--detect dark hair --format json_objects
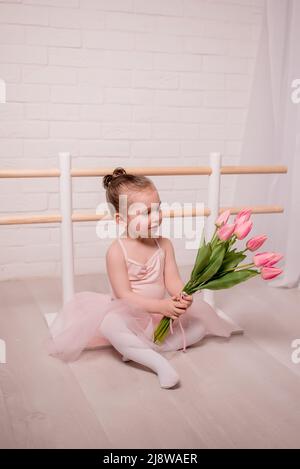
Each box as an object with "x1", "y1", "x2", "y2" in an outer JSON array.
[{"x1": 102, "y1": 167, "x2": 154, "y2": 214}]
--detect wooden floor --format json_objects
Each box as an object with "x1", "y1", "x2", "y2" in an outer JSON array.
[{"x1": 1, "y1": 268, "x2": 300, "y2": 449}]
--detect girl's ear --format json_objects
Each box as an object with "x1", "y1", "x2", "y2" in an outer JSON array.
[
  {"x1": 115, "y1": 213, "x2": 127, "y2": 237},
  {"x1": 115, "y1": 212, "x2": 125, "y2": 225}
]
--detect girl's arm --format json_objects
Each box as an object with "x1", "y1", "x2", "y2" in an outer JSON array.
[
  {"x1": 160, "y1": 237, "x2": 185, "y2": 297},
  {"x1": 106, "y1": 242, "x2": 163, "y2": 314}
]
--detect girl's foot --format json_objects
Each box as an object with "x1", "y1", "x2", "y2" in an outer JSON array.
[{"x1": 158, "y1": 367, "x2": 180, "y2": 389}]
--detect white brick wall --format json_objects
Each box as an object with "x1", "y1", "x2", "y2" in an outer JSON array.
[{"x1": 0, "y1": 0, "x2": 264, "y2": 280}]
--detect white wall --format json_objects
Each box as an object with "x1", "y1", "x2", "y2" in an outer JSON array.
[
  {"x1": 0, "y1": 0, "x2": 264, "y2": 280},
  {"x1": 233, "y1": 0, "x2": 300, "y2": 287}
]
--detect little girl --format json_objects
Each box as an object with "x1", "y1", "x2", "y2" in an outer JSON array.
[{"x1": 46, "y1": 167, "x2": 240, "y2": 389}]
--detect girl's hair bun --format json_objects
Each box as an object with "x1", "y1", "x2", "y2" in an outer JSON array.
[{"x1": 103, "y1": 167, "x2": 127, "y2": 189}]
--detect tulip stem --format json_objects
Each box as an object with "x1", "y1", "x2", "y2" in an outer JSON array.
[
  {"x1": 211, "y1": 226, "x2": 218, "y2": 243},
  {"x1": 236, "y1": 262, "x2": 254, "y2": 269}
]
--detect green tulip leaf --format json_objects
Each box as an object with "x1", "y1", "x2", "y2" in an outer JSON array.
[
  {"x1": 202, "y1": 269, "x2": 259, "y2": 290},
  {"x1": 191, "y1": 243, "x2": 212, "y2": 281},
  {"x1": 219, "y1": 251, "x2": 247, "y2": 273},
  {"x1": 193, "y1": 243, "x2": 226, "y2": 287}
]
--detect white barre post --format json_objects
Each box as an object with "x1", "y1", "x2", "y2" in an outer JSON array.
[
  {"x1": 203, "y1": 152, "x2": 244, "y2": 335},
  {"x1": 59, "y1": 152, "x2": 75, "y2": 305},
  {"x1": 203, "y1": 152, "x2": 221, "y2": 308}
]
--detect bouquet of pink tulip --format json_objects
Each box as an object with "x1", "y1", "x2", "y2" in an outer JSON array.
[{"x1": 153, "y1": 208, "x2": 283, "y2": 345}]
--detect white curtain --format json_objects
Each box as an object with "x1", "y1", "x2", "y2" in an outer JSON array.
[{"x1": 234, "y1": 0, "x2": 300, "y2": 288}]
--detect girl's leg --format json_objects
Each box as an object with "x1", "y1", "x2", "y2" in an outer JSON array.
[
  {"x1": 159, "y1": 315, "x2": 207, "y2": 352},
  {"x1": 99, "y1": 312, "x2": 180, "y2": 389}
]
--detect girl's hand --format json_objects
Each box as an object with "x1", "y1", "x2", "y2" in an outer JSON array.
[
  {"x1": 160, "y1": 297, "x2": 188, "y2": 321},
  {"x1": 175, "y1": 292, "x2": 193, "y2": 309}
]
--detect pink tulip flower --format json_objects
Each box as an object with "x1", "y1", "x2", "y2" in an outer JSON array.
[
  {"x1": 234, "y1": 208, "x2": 252, "y2": 224},
  {"x1": 234, "y1": 220, "x2": 253, "y2": 240},
  {"x1": 253, "y1": 252, "x2": 276, "y2": 267},
  {"x1": 246, "y1": 235, "x2": 267, "y2": 251},
  {"x1": 261, "y1": 267, "x2": 283, "y2": 280},
  {"x1": 217, "y1": 223, "x2": 236, "y2": 241},
  {"x1": 264, "y1": 253, "x2": 283, "y2": 267},
  {"x1": 215, "y1": 209, "x2": 231, "y2": 227}
]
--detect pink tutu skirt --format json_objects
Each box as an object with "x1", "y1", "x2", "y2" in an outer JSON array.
[{"x1": 45, "y1": 291, "x2": 241, "y2": 363}]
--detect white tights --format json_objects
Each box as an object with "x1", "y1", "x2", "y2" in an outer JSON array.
[{"x1": 99, "y1": 312, "x2": 206, "y2": 389}]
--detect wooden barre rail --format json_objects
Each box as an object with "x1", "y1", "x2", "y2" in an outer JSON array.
[
  {"x1": 0, "y1": 151, "x2": 288, "y2": 305},
  {"x1": 0, "y1": 165, "x2": 288, "y2": 178},
  {"x1": 0, "y1": 205, "x2": 284, "y2": 226}
]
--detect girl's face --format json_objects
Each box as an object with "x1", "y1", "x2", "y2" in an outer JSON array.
[{"x1": 118, "y1": 187, "x2": 162, "y2": 238}]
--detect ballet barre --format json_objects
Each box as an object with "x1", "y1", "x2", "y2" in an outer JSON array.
[{"x1": 0, "y1": 153, "x2": 287, "y2": 328}]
